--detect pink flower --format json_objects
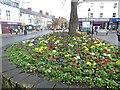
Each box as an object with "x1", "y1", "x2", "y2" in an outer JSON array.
[{"x1": 104, "y1": 59, "x2": 111, "y2": 63}]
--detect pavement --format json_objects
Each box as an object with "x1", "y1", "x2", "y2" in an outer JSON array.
[{"x1": 94, "y1": 29, "x2": 120, "y2": 47}]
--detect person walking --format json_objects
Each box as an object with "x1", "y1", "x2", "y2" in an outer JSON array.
[{"x1": 10, "y1": 28, "x2": 13, "y2": 34}]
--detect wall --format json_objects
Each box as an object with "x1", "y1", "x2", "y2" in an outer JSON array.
[
  {"x1": 78, "y1": 0, "x2": 119, "y2": 18},
  {"x1": 0, "y1": 3, "x2": 20, "y2": 21}
]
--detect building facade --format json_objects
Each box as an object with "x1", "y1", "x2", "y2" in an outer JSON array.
[
  {"x1": 0, "y1": 0, "x2": 21, "y2": 34},
  {"x1": 78, "y1": 0, "x2": 120, "y2": 31}
]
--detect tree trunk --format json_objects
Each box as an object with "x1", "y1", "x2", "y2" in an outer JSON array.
[{"x1": 68, "y1": 0, "x2": 78, "y2": 36}]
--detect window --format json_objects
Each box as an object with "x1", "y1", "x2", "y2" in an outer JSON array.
[
  {"x1": 90, "y1": 3, "x2": 94, "y2": 8},
  {"x1": 100, "y1": 3, "x2": 104, "y2": 9},
  {"x1": 113, "y1": 3, "x2": 117, "y2": 8},
  {"x1": 0, "y1": 9, "x2": 1, "y2": 19},
  {"x1": 6, "y1": 10, "x2": 10, "y2": 20},
  {"x1": 112, "y1": 13, "x2": 116, "y2": 17},
  {"x1": 90, "y1": 13, "x2": 93, "y2": 18},
  {"x1": 99, "y1": 13, "x2": 103, "y2": 18}
]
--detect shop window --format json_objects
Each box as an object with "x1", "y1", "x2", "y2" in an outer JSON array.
[{"x1": 112, "y1": 13, "x2": 116, "y2": 17}]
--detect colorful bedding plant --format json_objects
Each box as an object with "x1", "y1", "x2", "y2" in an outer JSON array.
[{"x1": 4, "y1": 32, "x2": 120, "y2": 89}]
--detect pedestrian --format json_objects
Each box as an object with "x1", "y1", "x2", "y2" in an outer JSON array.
[
  {"x1": 15, "y1": 29, "x2": 18, "y2": 35},
  {"x1": 95, "y1": 26, "x2": 98, "y2": 35},
  {"x1": 10, "y1": 28, "x2": 13, "y2": 34}
]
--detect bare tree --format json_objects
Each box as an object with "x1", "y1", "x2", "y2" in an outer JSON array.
[
  {"x1": 68, "y1": 0, "x2": 79, "y2": 36},
  {"x1": 60, "y1": 0, "x2": 84, "y2": 36}
]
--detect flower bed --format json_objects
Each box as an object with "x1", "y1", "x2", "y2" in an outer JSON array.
[{"x1": 4, "y1": 32, "x2": 120, "y2": 89}]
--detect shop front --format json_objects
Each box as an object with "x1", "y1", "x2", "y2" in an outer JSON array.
[{"x1": 0, "y1": 21, "x2": 22, "y2": 34}]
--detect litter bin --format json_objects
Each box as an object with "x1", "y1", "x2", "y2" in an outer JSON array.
[
  {"x1": 117, "y1": 30, "x2": 120, "y2": 41},
  {"x1": 24, "y1": 30, "x2": 27, "y2": 35}
]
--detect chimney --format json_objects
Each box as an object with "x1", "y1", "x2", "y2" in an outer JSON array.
[
  {"x1": 46, "y1": 12, "x2": 49, "y2": 15},
  {"x1": 39, "y1": 10, "x2": 43, "y2": 14}
]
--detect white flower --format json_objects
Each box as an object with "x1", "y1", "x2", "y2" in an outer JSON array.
[
  {"x1": 29, "y1": 43, "x2": 34, "y2": 46},
  {"x1": 68, "y1": 44, "x2": 74, "y2": 47},
  {"x1": 22, "y1": 41, "x2": 26, "y2": 43},
  {"x1": 103, "y1": 43, "x2": 105, "y2": 45},
  {"x1": 107, "y1": 49, "x2": 111, "y2": 51},
  {"x1": 90, "y1": 53, "x2": 95, "y2": 55},
  {"x1": 103, "y1": 53, "x2": 107, "y2": 56},
  {"x1": 53, "y1": 50, "x2": 57, "y2": 53},
  {"x1": 82, "y1": 43, "x2": 86, "y2": 45},
  {"x1": 76, "y1": 56, "x2": 80, "y2": 59}
]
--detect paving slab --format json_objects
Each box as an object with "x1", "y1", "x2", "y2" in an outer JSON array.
[
  {"x1": 2, "y1": 63, "x2": 16, "y2": 73},
  {"x1": 10, "y1": 72, "x2": 30, "y2": 85},
  {"x1": 54, "y1": 83, "x2": 68, "y2": 88},
  {"x1": 18, "y1": 75, "x2": 40, "y2": 88},
  {"x1": 2, "y1": 68, "x2": 22, "y2": 80},
  {"x1": 34, "y1": 79, "x2": 55, "y2": 89}
]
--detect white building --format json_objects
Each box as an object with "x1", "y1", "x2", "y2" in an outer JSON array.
[
  {"x1": 78, "y1": 0, "x2": 120, "y2": 31},
  {"x1": 0, "y1": 0, "x2": 21, "y2": 34}
]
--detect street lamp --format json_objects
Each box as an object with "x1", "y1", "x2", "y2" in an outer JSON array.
[{"x1": 88, "y1": 8, "x2": 90, "y2": 21}]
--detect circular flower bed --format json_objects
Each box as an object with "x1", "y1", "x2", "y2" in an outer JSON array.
[{"x1": 5, "y1": 32, "x2": 120, "y2": 89}]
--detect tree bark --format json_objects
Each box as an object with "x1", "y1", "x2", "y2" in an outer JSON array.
[{"x1": 68, "y1": 0, "x2": 78, "y2": 36}]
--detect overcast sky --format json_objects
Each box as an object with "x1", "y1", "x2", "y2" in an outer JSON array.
[{"x1": 18, "y1": 0, "x2": 71, "y2": 20}]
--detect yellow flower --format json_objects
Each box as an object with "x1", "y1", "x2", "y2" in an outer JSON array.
[
  {"x1": 116, "y1": 60, "x2": 120, "y2": 66},
  {"x1": 99, "y1": 42, "x2": 102, "y2": 46},
  {"x1": 65, "y1": 54, "x2": 71, "y2": 58},
  {"x1": 93, "y1": 62, "x2": 97, "y2": 66},
  {"x1": 85, "y1": 48, "x2": 89, "y2": 51},
  {"x1": 96, "y1": 44, "x2": 100, "y2": 47},
  {"x1": 110, "y1": 46, "x2": 113, "y2": 48},
  {"x1": 35, "y1": 48, "x2": 39, "y2": 51},
  {"x1": 100, "y1": 48, "x2": 103, "y2": 51},
  {"x1": 83, "y1": 46, "x2": 87, "y2": 48},
  {"x1": 74, "y1": 42, "x2": 78, "y2": 44},
  {"x1": 90, "y1": 46, "x2": 95, "y2": 49},
  {"x1": 87, "y1": 61, "x2": 91, "y2": 66},
  {"x1": 55, "y1": 47, "x2": 58, "y2": 49},
  {"x1": 78, "y1": 31, "x2": 82, "y2": 34},
  {"x1": 104, "y1": 47, "x2": 108, "y2": 49},
  {"x1": 38, "y1": 37, "x2": 43, "y2": 40}
]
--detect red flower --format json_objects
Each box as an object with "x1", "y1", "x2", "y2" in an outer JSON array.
[
  {"x1": 106, "y1": 51, "x2": 111, "y2": 54},
  {"x1": 112, "y1": 67, "x2": 116, "y2": 70},
  {"x1": 72, "y1": 59, "x2": 76, "y2": 63},
  {"x1": 85, "y1": 52, "x2": 89, "y2": 56},
  {"x1": 115, "y1": 52, "x2": 120, "y2": 54},
  {"x1": 49, "y1": 56, "x2": 53, "y2": 59},
  {"x1": 38, "y1": 52, "x2": 42, "y2": 55},
  {"x1": 49, "y1": 42, "x2": 54, "y2": 48},
  {"x1": 94, "y1": 58, "x2": 100, "y2": 63},
  {"x1": 95, "y1": 74, "x2": 100, "y2": 77},
  {"x1": 22, "y1": 45, "x2": 24, "y2": 48},
  {"x1": 53, "y1": 58, "x2": 57, "y2": 62},
  {"x1": 109, "y1": 71, "x2": 114, "y2": 75},
  {"x1": 104, "y1": 59, "x2": 111, "y2": 63},
  {"x1": 36, "y1": 54, "x2": 39, "y2": 57},
  {"x1": 76, "y1": 49, "x2": 81, "y2": 53}
]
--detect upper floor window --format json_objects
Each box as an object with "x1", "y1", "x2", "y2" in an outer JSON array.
[
  {"x1": 112, "y1": 13, "x2": 116, "y2": 17},
  {"x1": 6, "y1": 10, "x2": 10, "y2": 20},
  {"x1": 100, "y1": 3, "x2": 104, "y2": 9},
  {"x1": 90, "y1": 3, "x2": 94, "y2": 8},
  {"x1": 99, "y1": 13, "x2": 103, "y2": 18},
  {"x1": 90, "y1": 13, "x2": 93, "y2": 18},
  {"x1": 113, "y1": 3, "x2": 117, "y2": 8},
  {"x1": 0, "y1": 9, "x2": 1, "y2": 19}
]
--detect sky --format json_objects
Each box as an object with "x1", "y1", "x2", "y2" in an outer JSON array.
[{"x1": 18, "y1": 0, "x2": 71, "y2": 20}]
